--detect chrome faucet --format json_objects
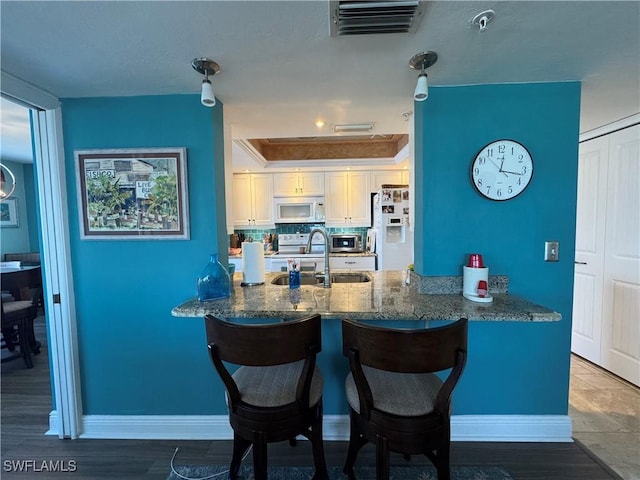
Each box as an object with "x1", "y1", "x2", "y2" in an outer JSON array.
[{"x1": 307, "y1": 228, "x2": 331, "y2": 288}]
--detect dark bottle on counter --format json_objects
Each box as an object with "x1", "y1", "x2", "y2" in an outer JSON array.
[{"x1": 196, "y1": 253, "x2": 231, "y2": 301}]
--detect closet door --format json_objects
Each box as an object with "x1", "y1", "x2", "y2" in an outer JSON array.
[
  {"x1": 571, "y1": 136, "x2": 608, "y2": 364},
  {"x1": 601, "y1": 125, "x2": 639, "y2": 385}
]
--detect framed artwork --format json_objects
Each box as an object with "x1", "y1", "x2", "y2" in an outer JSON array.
[
  {"x1": 74, "y1": 148, "x2": 189, "y2": 240},
  {"x1": 0, "y1": 198, "x2": 19, "y2": 228}
]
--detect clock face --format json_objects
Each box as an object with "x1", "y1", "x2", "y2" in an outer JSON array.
[{"x1": 471, "y1": 139, "x2": 533, "y2": 201}]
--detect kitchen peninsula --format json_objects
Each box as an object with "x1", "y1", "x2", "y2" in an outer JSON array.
[
  {"x1": 172, "y1": 270, "x2": 566, "y2": 439},
  {"x1": 172, "y1": 271, "x2": 561, "y2": 322}
]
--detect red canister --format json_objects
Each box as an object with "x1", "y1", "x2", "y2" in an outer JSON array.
[
  {"x1": 477, "y1": 280, "x2": 488, "y2": 297},
  {"x1": 468, "y1": 253, "x2": 484, "y2": 268}
]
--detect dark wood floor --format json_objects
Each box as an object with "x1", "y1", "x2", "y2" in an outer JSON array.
[{"x1": 1, "y1": 317, "x2": 623, "y2": 480}]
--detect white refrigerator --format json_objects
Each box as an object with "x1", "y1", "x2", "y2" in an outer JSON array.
[{"x1": 372, "y1": 187, "x2": 413, "y2": 270}]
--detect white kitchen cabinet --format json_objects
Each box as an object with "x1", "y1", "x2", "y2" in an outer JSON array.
[
  {"x1": 324, "y1": 171, "x2": 371, "y2": 227},
  {"x1": 273, "y1": 171, "x2": 324, "y2": 196},
  {"x1": 330, "y1": 256, "x2": 376, "y2": 271},
  {"x1": 370, "y1": 170, "x2": 409, "y2": 192},
  {"x1": 232, "y1": 173, "x2": 274, "y2": 228}
]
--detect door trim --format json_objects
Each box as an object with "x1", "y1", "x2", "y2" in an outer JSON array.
[{"x1": 1, "y1": 70, "x2": 82, "y2": 438}]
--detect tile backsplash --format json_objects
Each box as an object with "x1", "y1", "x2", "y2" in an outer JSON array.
[{"x1": 233, "y1": 224, "x2": 370, "y2": 250}]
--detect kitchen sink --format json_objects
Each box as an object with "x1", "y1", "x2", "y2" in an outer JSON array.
[
  {"x1": 271, "y1": 274, "x2": 324, "y2": 286},
  {"x1": 330, "y1": 272, "x2": 371, "y2": 283},
  {"x1": 271, "y1": 272, "x2": 371, "y2": 286}
]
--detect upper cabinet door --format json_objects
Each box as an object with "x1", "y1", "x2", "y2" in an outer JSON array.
[
  {"x1": 273, "y1": 172, "x2": 324, "y2": 196},
  {"x1": 346, "y1": 171, "x2": 371, "y2": 226},
  {"x1": 232, "y1": 173, "x2": 274, "y2": 228},
  {"x1": 273, "y1": 172, "x2": 301, "y2": 196},
  {"x1": 251, "y1": 174, "x2": 275, "y2": 226},
  {"x1": 232, "y1": 174, "x2": 254, "y2": 227},
  {"x1": 298, "y1": 172, "x2": 324, "y2": 196},
  {"x1": 324, "y1": 171, "x2": 370, "y2": 227},
  {"x1": 324, "y1": 172, "x2": 349, "y2": 225}
]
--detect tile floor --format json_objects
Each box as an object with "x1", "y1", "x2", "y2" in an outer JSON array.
[{"x1": 570, "y1": 354, "x2": 640, "y2": 480}]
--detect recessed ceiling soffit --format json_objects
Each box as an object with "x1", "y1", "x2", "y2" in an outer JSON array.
[{"x1": 247, "y1": 134, "x2": 409, "y2": 161}]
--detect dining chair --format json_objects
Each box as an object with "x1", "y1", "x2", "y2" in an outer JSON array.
[
  {"x1": 341, "y1": 317, "x2": 468, "y2": 480},
  {"x1": 205, "y1": 314, "x2": 328, "y2": 480},
  {"x1": 0, "y1": 288, "x2": 42, "y2": 368}
]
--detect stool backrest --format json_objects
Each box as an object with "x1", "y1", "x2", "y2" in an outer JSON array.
[
  {"x1": 205, "y1": 314, "x2": 322, "y2": 366},
  {"x1": 342, "y1": 318, "x2": 468, "y2": 374}
]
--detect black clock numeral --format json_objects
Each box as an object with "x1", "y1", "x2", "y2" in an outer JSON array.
[
  {"x1": 477, "y1": 178, "x2": 483, "y2": 187},
  {"x1": 486, "y1": 186, "x2": 491, "y2": 195},
  {"x1": 497, "y1": 188, "x2": 502, "y2": 197},
  {"x1": 487, "y1": 148, "x2": 494, "y2": 157},
  {"x1": 508, "y1": 186, "x2": 513, "y2": 194},
  {"x1": 517, "y1": 178, "x2": 522, "y2": 185},
  {"x1": 522, "y1": 166, "x2": 528, "y2": 174},
  {"x1": 498, "y1": 145, "x2": 506, "y2": 154},
  {"x1": 478, "y1": 156, "x2": 486, "y2": 165}
]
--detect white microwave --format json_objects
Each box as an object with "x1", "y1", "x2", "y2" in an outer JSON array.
[{"x1": 274, "y1": 197, "x2": 325, "y2": 224}]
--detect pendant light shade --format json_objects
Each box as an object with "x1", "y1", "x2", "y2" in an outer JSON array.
[
  {"x1": 192, "y1": 57, "x2": 220, "y2": 108},
  {"x1": 201, "y1": 79, "x2": 215, "y2": 107},
  {"x1": 0, "y1": 163, "x2": 16, "y2": 200},
  {"x1": 409, "y1": 51, "x2": 438, "y2": 103},
  {"x1": 414, "y1": 74, "x2": 428, "y2": 101}
]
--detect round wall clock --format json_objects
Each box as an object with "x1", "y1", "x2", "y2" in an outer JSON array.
[{"x1": 470, "y1": 139, "x2": 533, "y2": 201}]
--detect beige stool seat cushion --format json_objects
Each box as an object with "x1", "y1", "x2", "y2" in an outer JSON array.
[
  {"x1": 345, "y1": 365, "x2": 443, "y2": 416},
  {"x1": 232, "y1": 360, "x2": 323, "y2": 408}
]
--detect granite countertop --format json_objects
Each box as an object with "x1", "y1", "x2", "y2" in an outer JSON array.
[
  {"x1": 229, "y1": 252, "x2": 376, "y2": 258},
  {"x1": 172, "y1": 271, "x2": 561, "y2": 322}
]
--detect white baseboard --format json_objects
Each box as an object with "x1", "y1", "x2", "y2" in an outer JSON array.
[{"x1": 46, "y1": 411, "x2": 573, "y2": 442}]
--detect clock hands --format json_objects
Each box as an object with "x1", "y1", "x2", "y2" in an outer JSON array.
[
  {"x1": 488, "y1": 158, "x2": 502, "y2": 171},
  {"x1": 500, "y1": 169, "x2": 524, "y2": 176},
  {"x1": 496, "y1": 156, "x2": 509, "y2": 177}
]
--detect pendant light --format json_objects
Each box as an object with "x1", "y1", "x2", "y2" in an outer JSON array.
[
  {"x1": 409, "y1": 51, "x2": 438, "y2": 102},
  {"x1": 192, "y1": 58, "x2": 221, "y2": 107},
  {"x1": 0, "y1": 162, "x2": 16, "y2": 200}
]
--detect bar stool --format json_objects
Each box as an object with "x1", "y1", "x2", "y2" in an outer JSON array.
[
  {"x1": 341, "y1": 318, "x2": 468, "y2": 480},
  {"x1": 205, "y1": 314, "x2": 328, "y2": 480}
]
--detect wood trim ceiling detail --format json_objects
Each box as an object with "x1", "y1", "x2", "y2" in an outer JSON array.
[{"x1": 248, "y1": 135, "x2": 409, "y2": 161}]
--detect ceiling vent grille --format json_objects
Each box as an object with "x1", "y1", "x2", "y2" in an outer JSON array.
[{"x1": 330, "y1": 1, "x2": 426, "y2": 36}]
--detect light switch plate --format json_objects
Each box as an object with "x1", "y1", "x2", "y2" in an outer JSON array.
[{"x1": 545, "y1": 241, "x2": 559, "y2": 262}]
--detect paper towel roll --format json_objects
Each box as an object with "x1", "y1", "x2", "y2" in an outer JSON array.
[
  {"x1": 242, "y1": 242, "x2": 265, "y2": 285},
  {"x1": 463, "y1": 266, "x2": 488, "y2": 296}
]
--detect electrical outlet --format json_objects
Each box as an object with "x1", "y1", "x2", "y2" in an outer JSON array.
[{"x1": 545, "y1": 241, "x2": 559, "y2": 262}]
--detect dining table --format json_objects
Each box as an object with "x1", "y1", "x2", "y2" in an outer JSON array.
[{"x1": 1, "y1": 264, "x2": 43, "y2": 355}]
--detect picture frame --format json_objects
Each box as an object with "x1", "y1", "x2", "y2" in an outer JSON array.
[
  {"x1": 74, "y1": 148, "x2": 189, "y2": 240},
  {"x1": 0, "y1": 198, "x2": 19, "y2": 228}
]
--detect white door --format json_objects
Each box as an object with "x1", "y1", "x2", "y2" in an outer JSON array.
[
  {"x1": 571, "y1": 136, "x2": 608, "y2": 363},
  {"x1": 601, "y1": 125, "x2": 640, "y2": 385}
]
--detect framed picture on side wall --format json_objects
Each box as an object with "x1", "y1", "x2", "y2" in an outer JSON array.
[
  {"x1": 74, "y1": 148, "x2": 190, "y2": 240},
  {"x1": 0, "y1": 198, "x2": 19, "y2": 228}
]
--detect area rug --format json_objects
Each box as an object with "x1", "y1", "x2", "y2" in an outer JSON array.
[{"x1": 167, "y1": 464, "x2": 513, "y2": 480}]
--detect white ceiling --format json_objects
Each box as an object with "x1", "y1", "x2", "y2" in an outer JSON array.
[{"x1": 1, "y1": 1, "x2": 639, "y2": 166}]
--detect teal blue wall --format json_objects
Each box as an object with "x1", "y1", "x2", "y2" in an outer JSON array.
[
  {"x1": 58, "y1": 83, "x2": 580, "y2": 417},
  {"x1": 414, "y1": 82, "x2": 581, "y2": 414},
  {"x1": 61, "y1": 95, "x2": 227, "y2": 414}
]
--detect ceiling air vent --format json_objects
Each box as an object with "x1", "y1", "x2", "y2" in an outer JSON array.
[{"x1": 330, "y1": 0, "x2": 426, "y2": 36}]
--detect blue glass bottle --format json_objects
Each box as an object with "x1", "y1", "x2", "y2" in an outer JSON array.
[
  {"x1": 196, "y1": 253, "x2": 231, "y2": 301},
  {"x1": 289, "y1": 270, "x2": 300, "y2": 289}
]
